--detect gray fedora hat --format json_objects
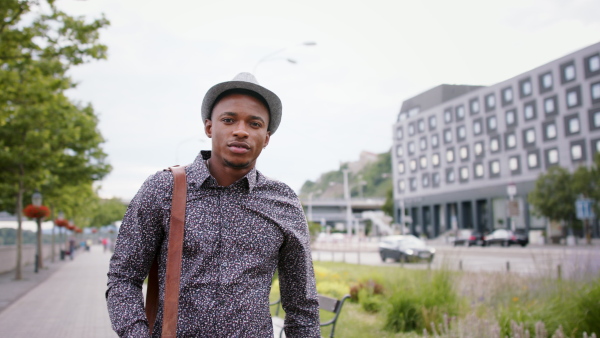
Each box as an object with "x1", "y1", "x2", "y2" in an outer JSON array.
[{"x1": 201, "y1": 72, "x2": 282, "y2": 134}]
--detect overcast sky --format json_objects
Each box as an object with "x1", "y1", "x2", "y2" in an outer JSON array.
[{"x1": 50, "y1": 0, "x2": 600, "y2": 201}]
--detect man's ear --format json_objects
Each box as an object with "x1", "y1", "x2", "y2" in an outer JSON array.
[
  {"x1": 264, "y1": 131, "x2": 270, "y2": 148},
  {"x1": 204, "y1": 119, "x2": 212, "y2": 138}
]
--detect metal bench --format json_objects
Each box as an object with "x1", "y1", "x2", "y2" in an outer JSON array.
[{"x1": 271, "y1": 294, "x2": 350, "y2": 338}]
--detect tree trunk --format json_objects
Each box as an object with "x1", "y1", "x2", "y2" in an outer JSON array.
[
  {"x1": 37, "y1": 217, "x2": 43, "y2": 270},
  {"x1": 15, "y1": 183, "x2": 24, "y2": 280}
]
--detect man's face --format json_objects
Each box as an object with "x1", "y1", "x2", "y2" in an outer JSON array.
[{"x1": 204, "y1": 93, "x2": 270, "y2": 170}]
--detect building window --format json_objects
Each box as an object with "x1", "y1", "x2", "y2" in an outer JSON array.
[
  {"x1": 585, "y1": 53, "x2": 600, "y2": 78},
  {"x1": 564, "y1": 114, "x2": 580, "y2": 136},
  {"x1": 408, "y1": 123, "x2": 415, "y2": 136},
  {"x1": 432, "y1": 153, "x2": 440, "y2": 167},
  {"x1": 398, "y1": 179, "x2": 405, "y2": 192},
  {"x1": 523, "y1": 101, "x2": 537, "y2": 121},
  {"x1": 418, "y1": 119, "x2": 425, "y2": 132},
  {"x1": 431, "y1": 153, "x2": 440, "y2": 168},
  {"x1": 408, "y1": 141, "x2": 415, "y2": 155},
  {"x1": 409, "y1": 177, "x2": 417, "y2": 191},
  {"x1": 527, "y1": 150, "x2": 540, "y2": 169},
  {"x1": 470, "y1": 98, "x2": 480, "y2": 115},
  {"x1": 410, "y1": 159, "x2": 417, "y2": 172},
  {"x1": 539, "y1": 71, "x2": 553, "y2": 94},
  {"x1": 444, "y1": 108, "x2": 453, "y2": 124},
  {"x1": 457, "y1": 125, "x2": 466, "y2": 142},
  {"x1": 509, "y1": 156, "x2": 520, "y2": 175},
  {"x1": 588, "y1": 108, "x2": 600, "y2": 131},
  {"x1": 487, "y1": 115, "x2": 497, "y2": 132},
  {"x1": 502, "y1": 86, "x2": 513, "y2": 106},
  {"x1": 431, "y1": 134, "x2": 439, "y2": 148},
  {"x1": 561, "y1": 61, "x2": 576, "y2": 84},
  {"x1": 566, "y1": 86, "x2": 581, "y2": 109},
  {"x1": 505, "y1": 109, "x2": 518, "y2": 128},
  {"x1": 446, "y1": 148, "x2": 455, "y2": 163},
  {"x1": 408, "y1": 107, "x2": 419, "y2": 117},
  {"x1": 459, "y1": 145, "x2": 469, "y2": 161},
  {"x1": 489, "y1": 160, "x2": 501, "y2": 178},
  {"x1": 456, "y1": 105, "x2": 465, "y2": 121},
  {"x1": 591, "y1": 81, "x2": 600, "y2": 105},
  {"x1": 570, "y1": 139, "x2": 587, "y2": 163},
  {"x1": 432, "y1": 172, "x2": 440, "y2": 188},
  {"x1": 446, "y1": 168, "x2": 455, "y2": 183},
  {"x1": 397, "y1": 162, "x2": 405, "y2": 174},
  {"x1": 396, "y1": 145, "x2": 404, "y2": 158},
  {"x1": 459, "y1": 166, "x2": 469, "y2": 182},
  {"x1": 545, "y1": 148, "x2": 559, "y2": 167},
  {"x1": 474, "y1": 162, "x2": 484, "y2": 179},
  {"x1": 398, "y1": 112, "x2": 408, "y2": 122},
  {"x1": 473, "y1": 118, "x2": 483, "y2": 135},
  {"x1": 420, "y1": 136, "x2": 428, "y2": 151},
  {"x1": 396, "y1": 127, "x2": 403, "y2": 140},
  {"x1": 485, "y1": 93, "x2": 496, "y2": 112},
  {"x1": 544, "y1": 95, "x2": 558, "y2": 117},
  {"x1": 523, "y1": 128, "x2": 536, "y2": 147},
  {"x1": 505, "y1": 132, "x2": 517, "y2": 150},
  {"x1": 592, "y1": 138, "x2": 600, "y2": 157},
  {"x1": 422, "y1": 173, "x2": 430, "y2": 188},
  {"x1": 444, "y1": 128, "x2": 452, "y2": 144},
  {"x1": 474, "y1": 141, "x2": 484, "y2": 158},
  {"x1": 429, "y1": 115, "x2": 437, "y2": 130},
  {"x1": 419, "y1": 155, "x2": 428, "y2": 169},
  {"x1": 520, "y1": 78, "x2": 532, "y2": 98},
  {"x1": 490, "y1": 135, "x2": 501, "y2": 153},
  {"x1": 543, "y1": 120, "x2": 557, "y2": 141}
]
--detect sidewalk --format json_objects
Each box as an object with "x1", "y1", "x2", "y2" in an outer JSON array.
[{"x1": 0, "y1": 245, "x2": 116, "y2": 337}]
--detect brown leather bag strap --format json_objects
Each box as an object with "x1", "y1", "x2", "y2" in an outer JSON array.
[{"x1": 145, "y1": 165, "x2": 187, "y2": 336}]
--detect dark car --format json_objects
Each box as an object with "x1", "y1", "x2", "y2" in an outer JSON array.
[
  {"x1": 483, "y1": 229, "x2": 529, "y2": 247},
  {"x1": 379, "y1": 235, "x2": 436, "y2": 263},
  {"x1": 452, "y1": 229, "x2": 485, "y2": 247}
]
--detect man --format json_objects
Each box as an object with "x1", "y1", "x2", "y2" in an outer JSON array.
[{"x1": 106, "y1": 73, "x2": 320, "y2": 337}]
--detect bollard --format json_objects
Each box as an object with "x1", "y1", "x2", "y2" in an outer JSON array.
[
  {"x1": 34, "y1": 254, "x2": 39, "y2": 273},
  {"x1": 557, "y1": 264, "x2": 562, "y2": 280},
  {"x1": 506, "y1": 261, "x2": 510, "y2": 273},
  {"x1": 459, "y1": 260, "x2": 463, "y2": 271}
]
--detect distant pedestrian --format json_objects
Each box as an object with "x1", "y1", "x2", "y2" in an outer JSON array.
[
  {"x1": 106, "y1": 73, "x2": 320, "y2": 337},
  {"x1": 102, "y1": 237, "x2": 108, "y2": 252}
]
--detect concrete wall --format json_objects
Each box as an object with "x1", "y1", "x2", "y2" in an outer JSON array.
[{"x1": 0, "y1": 244, "x2": 55, "y2": 274}]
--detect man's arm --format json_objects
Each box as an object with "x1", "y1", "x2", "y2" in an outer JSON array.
[
  {"x1": 277, "y1": 189, "x2": 321, "y2": 338},
  {"x1": 106, "y1": 172, "x2": 171, "y2": 337}
]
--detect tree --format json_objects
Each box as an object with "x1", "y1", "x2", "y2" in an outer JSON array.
[
  {"x1": 0, "y1": 1, "x2": 110, "y2": 279},
  {"x1": 528, "y1": 166, "x2": 576, "y2": 239},
  {"x1": 382, "y1": 186, "x2": 394, "y2": 218}
]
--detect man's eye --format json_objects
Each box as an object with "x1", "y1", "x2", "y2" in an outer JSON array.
[
  {"x1": 222, "y1": 118, "x2": 234, "y2": 123},
  {"x1": 250, "y1": 122, "x2": 262, "y2": 128}
]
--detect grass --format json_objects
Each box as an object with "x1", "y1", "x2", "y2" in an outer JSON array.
[{"x1": 270, "y1": 261, "x2": 600, "y2": 337}]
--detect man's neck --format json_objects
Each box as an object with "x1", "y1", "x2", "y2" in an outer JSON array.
[{"x1": 207, "y1": 158, "x2": 253, "y2": 187}]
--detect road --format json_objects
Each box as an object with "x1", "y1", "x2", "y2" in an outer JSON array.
[{"x1": 312, "y1": 241, "x2": 600, "y2": 279}]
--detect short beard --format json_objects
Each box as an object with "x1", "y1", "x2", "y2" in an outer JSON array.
[{"x1": 224, "y1": 159, "x2": 252, "y2": 169}]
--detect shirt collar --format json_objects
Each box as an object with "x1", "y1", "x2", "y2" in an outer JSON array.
[{"x1": 186, "y1": 150, "x2": 259, "y2": 192}]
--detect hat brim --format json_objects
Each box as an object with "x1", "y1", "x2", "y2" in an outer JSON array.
[{"x1": 201, "y1": 80, "x2": 282, "y2": 135}]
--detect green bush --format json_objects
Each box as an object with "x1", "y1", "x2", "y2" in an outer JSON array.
[
  {"x1": 384, "y1": 270, "x2": 461, "y2": 334},
  {"x1": 358, "y1": 289, "x2": 384, "y2": 313}
]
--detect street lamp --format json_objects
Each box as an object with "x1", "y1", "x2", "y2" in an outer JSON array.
[
  {"x1": 253, "y1": 41, "x2": 316, "y2": 74},
  {"x1": 32, "y1": 191, "x2": 43, "y2": 272}
]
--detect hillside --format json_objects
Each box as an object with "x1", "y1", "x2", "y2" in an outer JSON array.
[{"x1": 299, "y1": 150, "x2": 392, "y2": 200}]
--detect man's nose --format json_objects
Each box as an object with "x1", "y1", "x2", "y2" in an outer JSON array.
[{"x1": 233, "y1": 122, "x2": 249, "y2": 138}]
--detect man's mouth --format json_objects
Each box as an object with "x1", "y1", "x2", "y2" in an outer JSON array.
[{"x1": 228, "y1": 142, "x2": 250, "y2": 154}]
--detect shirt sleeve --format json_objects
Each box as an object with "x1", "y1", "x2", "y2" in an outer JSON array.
[
  {"x1": 106, "y1": 172, "x2": 171, "y2": 337},
  {"x1": 276, "y1": 188, "x2": 321, "y2": 338}
]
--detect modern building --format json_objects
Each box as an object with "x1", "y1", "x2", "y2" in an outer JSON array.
[{"x1": 392, "y1": 41, "x2": 600, "y2": 239}]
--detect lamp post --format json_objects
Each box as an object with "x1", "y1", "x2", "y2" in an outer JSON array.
[
  {"x1": 253, "y1": 41, "x2": 316, "y2": 74},
  {"x1": 32, "y1": 191, "x2": 43, "y2": 272}
]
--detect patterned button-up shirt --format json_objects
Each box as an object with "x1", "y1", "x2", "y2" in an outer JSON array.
[{"x1": 106, "y1": 151, "x2": 320, "y2": 337}]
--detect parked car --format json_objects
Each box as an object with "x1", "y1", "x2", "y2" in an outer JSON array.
[
  {"x1": 452, "y1": 229, "x2": 485, "y2": 247},
  {"x1": 379, "y1": 235, "x2": 436, "y2": 263},
  {"x1": 483, "y1": 229, "x2": 529, "y2": 247}
]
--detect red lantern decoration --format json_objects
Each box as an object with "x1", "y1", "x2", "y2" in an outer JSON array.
[{"x1": 23, "y1": 204, "x2": 51, "y2": 219}]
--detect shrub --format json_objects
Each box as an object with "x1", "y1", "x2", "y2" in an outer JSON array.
[
  {"x1": 358, "y1": 288, "x2": 384, "y2": 313},
  {"x1": 350, "y1": 278, "x2": 385, "y2": 302}
]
